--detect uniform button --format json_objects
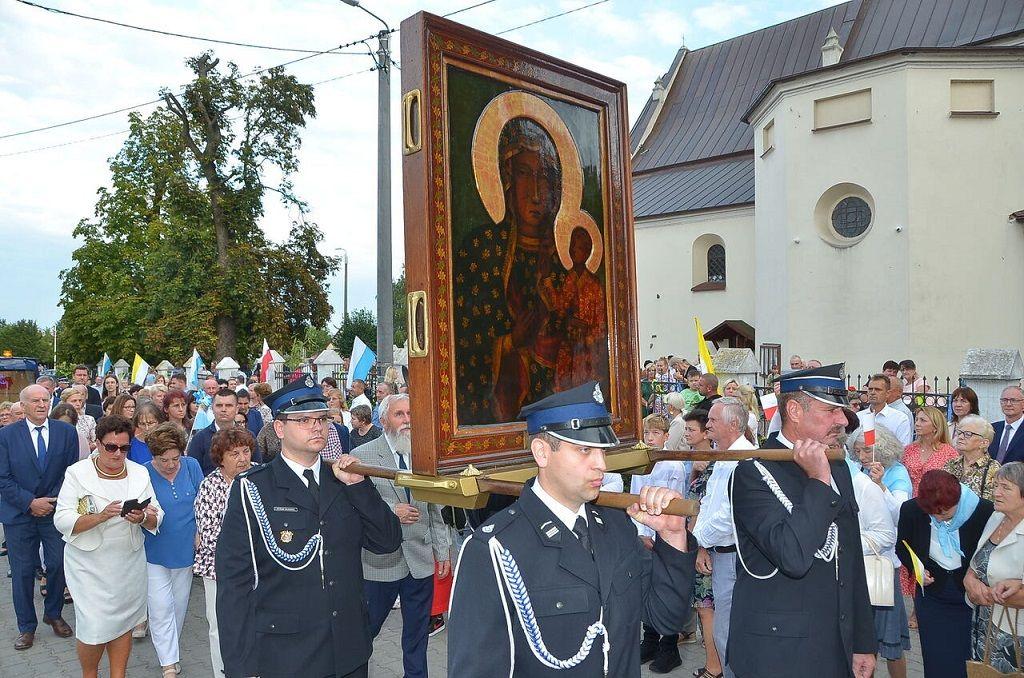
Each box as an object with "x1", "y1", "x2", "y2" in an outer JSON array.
[
  {"x1": 555, "y1": 601, "x2": 564, "y2": 609},
  {"x1": 840, "y1": 614, "x2": 846, "y2": 622},
  {"x1": 771, "y1": 626, "x2": 777, "y2": 632},
  {"x1": 627, "y1": 570, "x2": 633, "y2": 578},
  {"x1": 329, "y1": 580, "x2": 335, "y2": 587},
  {"x1": 323, "y1": 549, "x2": 330, "y2": 556},
  {"x1": 830, "y1": 500, "x2": 839, "y2": 507},
  {"x1": 508, "y1": 509, "x2": 516, "y2": 515},
  {"x1": 839, "y1": 580, "x2": 845, "y2": 588},
  {"x1": 284, "y1": 522, "x2": 289, "y2": 527},
  {"x1": 332, "y1": 611, "x2": 338, "y2": 617},
  {"x1": 320, "y1": 520, "x2": 325, "y2": 526},
  {"x1": 270, "y1": 624, "x2": 276, "y2": 630}
]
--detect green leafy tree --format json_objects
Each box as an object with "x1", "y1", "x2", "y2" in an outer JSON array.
[
  {"x1": 0, "y1": 320, "x2": 52, "y2": 361},
  {"x1": 332, "y1": 308, "x2": 377, "y2": 357},
  {"x1": 59, "y1": 52, "x2": 336, "y2": 366}
]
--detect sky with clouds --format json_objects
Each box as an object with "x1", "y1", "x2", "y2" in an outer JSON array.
[{"x1": 0, "y1": 0, "x2": 834, "y2": 335}]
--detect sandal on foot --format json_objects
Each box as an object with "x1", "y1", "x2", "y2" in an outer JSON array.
[{"x1": 695, "y1": 670, "x2": 723, "y2": 678}]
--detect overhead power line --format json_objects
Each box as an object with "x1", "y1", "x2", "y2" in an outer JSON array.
[
  {"x1": 0, "y1": 67, "x2": 377, "y2": 158},
  {"x1": 496, "y1": 0, "x2": 610, "y2": 35},
  {"x1": 13, "y1": 0, "x2": 367, "y2": 55},
  {"x1": 1, "y1": 0, "x2": 608, "y2": 143},
  {"x1": 0, "y1": 33, "x2": 389, "y2": 141}
]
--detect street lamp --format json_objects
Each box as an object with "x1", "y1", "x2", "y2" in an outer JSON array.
[
  {"x1": 335, "y1": 247, "x2": 349, "y2": 322},
  {"x1": 341, "y1": 0, "x2": 393, "y2": 374}
]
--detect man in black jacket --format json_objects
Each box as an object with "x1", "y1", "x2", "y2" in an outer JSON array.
[
  {"x1": 216, "y1": 376, "x2": 401, "y2": 678},
  {"x1": 728, "y1": 364, "x2": 875, "y2": 678},
  {"x1": 448, "y1": 381, "x2": 696, "y2": 677}
]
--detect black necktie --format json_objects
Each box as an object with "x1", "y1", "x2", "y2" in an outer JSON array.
[
  {"x1": 303, "y1": 469, "x2": 320, "y2": 510},
  {"x1": 573, "y1": 516, "x2": 593, "y2": 558}
]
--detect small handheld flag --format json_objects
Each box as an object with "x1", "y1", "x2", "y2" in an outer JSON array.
[
  {"x1": 760, "y1": 392, "x2": 778, "y2": 421},
  {"x1": 901, "y1": 540, "x2": 926, "y2": 590},
  {"x1": 186, "y1": 348, "x2": 205, "y2": 391},
  {"x1": 862, "y1": 411, "x2": 876, "y2": 447},
  {"x1": 260, "y1": 339, "x2": 276, "y2": 386},
  {"x1": 100, "y1": 353, "x2": 112, "y2": 377}
]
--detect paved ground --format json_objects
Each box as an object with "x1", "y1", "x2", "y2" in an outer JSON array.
[{"x1": 0, "y1": 526, "x2": 926, "y2": 677}]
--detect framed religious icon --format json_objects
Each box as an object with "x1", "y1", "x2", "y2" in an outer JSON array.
[{"x1": 400, "y1": 12, "x2": 641, "y2": 474}]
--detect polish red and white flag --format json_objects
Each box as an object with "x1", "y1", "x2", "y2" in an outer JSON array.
[
  {"x1": 760, "y1": 392, "x2": 778, "y2": 421},
  {"x1": 863, "y1": 411, "x2": 876, "y2": 446}
]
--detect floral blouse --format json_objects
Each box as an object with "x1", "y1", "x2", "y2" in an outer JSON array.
[
  {"x1": 193, "y1": 466, "x2": 257, "y2": 579},
  {"x1": 902, "y1": 442, "x2": 959, "y2": 495},
  {"x1": 76, "y1": 413, "x2": 96, "y2": 445},
  {"x1": 944, "y1": 454, "x2": 1001, "y2": 501}
]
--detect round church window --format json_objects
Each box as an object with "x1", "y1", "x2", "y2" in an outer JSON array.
[{"x1": 831, "y1": 197, "x2": 872, "y2": 239}]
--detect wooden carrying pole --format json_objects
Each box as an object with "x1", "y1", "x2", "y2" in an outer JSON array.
[{"x1": 343, "y1": 446, "x2": 846, "y2": 518}]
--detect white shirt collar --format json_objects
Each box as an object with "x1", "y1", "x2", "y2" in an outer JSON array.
[
  {"x1": 718, "y1": 433, "x2": 756, "y2": 450},
  {"x1": 25, "y1": 418, "x2": 48, "y2": 434},
  {"x1": 1007, "y1": 418, "x2": 1021, "y2": 432},
  {"x1": 279, "y1": 453, "x2": 322, "y2": 487},
  {"x1": 776, "y1": 431, "x2": 795, "y2": 449},
  {"x1": 532, "y1": 477, "x2": 588, "y2": 531}
]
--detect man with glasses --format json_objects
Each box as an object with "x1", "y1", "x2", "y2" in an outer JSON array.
[
  {"x1": 0, "y1": 385, "x2": 80, "y2": 649},
  {"x1": 216, "y1": 376, "x2": 401, "y2": 678},
  {"x1": 990, "y1": 386, "x2": 1024, "y2": 464}
]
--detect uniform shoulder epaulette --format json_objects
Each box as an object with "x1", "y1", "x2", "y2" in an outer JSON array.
[{"x1": 471, "y1": 506, "x2": 520, "y2": 540}]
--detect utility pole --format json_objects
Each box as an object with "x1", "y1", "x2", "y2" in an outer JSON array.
[
  {"x1": 335, "y1": 247, "x2": 349, "y2": 321},
  {"x1": 342, "y1": 0, "x2": 393, "y2": 376},
  {"x1": 375, "y1": 29, "x2": 393, "y2": 375}
]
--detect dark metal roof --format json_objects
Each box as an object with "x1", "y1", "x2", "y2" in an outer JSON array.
[
  {"x1": 633, "y1": 155, "x2": 754, "y2": 219},
  {"x1": 632, "y1": 0, "x2": 1024, "y2": 219}
]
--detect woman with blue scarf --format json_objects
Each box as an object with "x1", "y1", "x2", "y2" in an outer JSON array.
[{"x1": 897, "y1": 470, "x2": 994, "y2": 678}]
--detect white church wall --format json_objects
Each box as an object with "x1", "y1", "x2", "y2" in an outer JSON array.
[
  {"x1": 634, "y1": 206, "x2": 755, "y2": 362},
  {"x1": 904, "y1": 63, "x2": 1024, "y2": 378},
  {"x1": 749, "y1": 52, "x2": 1024, "y2": 378}
]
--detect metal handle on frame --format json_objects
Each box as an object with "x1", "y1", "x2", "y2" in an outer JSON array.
[
  {"x1": 407, "y1": 290, "x2": 429, "y2": 358},
  {"x1": 402, "y1": 89, "x2": 422, "y2": 155}
]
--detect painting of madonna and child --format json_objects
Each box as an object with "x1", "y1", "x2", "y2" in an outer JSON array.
[{"x1": 449, "y1": 66, "x2": 612, "y2": 427}]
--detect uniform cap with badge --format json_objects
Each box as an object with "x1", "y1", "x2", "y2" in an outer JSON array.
[
  {"x1": 777, "y1": 363, "x2": 850, "y2": 406},
  {"x1": 519, "y1": 381, "x2": 619, "y2": 448},
  {"x1": 265, "y1": 376, "x2": 330, "y2": 417}
]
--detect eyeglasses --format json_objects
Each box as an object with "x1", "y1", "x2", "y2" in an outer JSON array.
[
  {"x1": 281, "y1": 415, "x2": 331, "y2": 429},
  {"x1": 955, "y1": 430, "x2": 986, "y2": 440},
  {"x1": 1000, "y1": 398, "x2": 1024, "y2": 405},
  {"x1": 102, "y1": 443, "x2": 132, "y2": 453}
]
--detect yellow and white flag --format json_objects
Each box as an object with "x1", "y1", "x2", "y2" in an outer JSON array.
[
  {"x1": 694, "y1": 316, "x2": 716, "y2": 375},
  {"x1": 901, "y1": 540, "x2": 926, "y2": 589},
  {"x1": 131, "y1": 353, "x2": 150, "y2": 386}
]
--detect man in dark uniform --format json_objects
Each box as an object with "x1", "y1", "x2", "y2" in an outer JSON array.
[
  {"x1": 216, "y1": 376, "x2": 402, "y2": 678},
  {"x1": 728, "y1": 364, "x2": 875, "y2": 678},
  {"x1": 448, "y1": 381, "x2": 696, "y2": 676}
]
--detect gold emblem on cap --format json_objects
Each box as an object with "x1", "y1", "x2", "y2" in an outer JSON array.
[
  {"x1": 305, "y1": 375, "x2": 315, "y2": 388},
  {"x1": 280, "y1": 530, "x2": 294, "y2": 544},
  {"x1": 593, "y1": 383, "x2": 604, "y2": 404}
]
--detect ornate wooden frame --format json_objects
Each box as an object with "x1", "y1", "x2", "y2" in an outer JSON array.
[{"x1": 400, "y1": 12, "x2": 640, "y2": 475}]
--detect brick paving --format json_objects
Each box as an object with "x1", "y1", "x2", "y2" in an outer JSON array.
[{"x1": 0, "y1": 525, "x2": 925, "y2": 677}]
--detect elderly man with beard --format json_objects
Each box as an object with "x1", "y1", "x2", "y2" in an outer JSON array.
[
  {"x1": 728, "y1": 364, "x2": 875, "y2": 678},
  {"x1": 351, "y1": 393, "x2": 450, "y2": 678},
  {"x1": 216, "y1": 376, "x2": 401, "y2": 678}
]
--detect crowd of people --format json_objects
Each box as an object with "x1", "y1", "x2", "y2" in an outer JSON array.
[
  {"x1": 0, "y1": 364, "x2": 439, "y2": 678},
  {"x1": 2, "y1": 353, "x2": 1024, "y2": 678},
  {"x1": 633, "y1": 353, "x2": 1024, "y2": 678}
]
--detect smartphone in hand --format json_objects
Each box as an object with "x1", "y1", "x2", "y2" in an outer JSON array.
[{"x1": 120, "y1": 497, "x2": 152, "y2": 517}]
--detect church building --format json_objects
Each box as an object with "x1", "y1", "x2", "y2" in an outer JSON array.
[{"x1": 632, "y1": 0, "x2": 1024, "y2": 378}]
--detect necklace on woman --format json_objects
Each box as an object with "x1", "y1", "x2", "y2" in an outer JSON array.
[{"x1": 93, "y1": 457, "x2": 126, "y2": 479}]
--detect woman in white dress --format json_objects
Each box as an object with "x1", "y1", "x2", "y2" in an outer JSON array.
[{"x1": 54, "y1": 415, "x2": 162, "y2": 678}]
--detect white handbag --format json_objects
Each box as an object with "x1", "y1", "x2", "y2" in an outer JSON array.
[{"x1": 863, "y1": 536, "x2": 895, "y2": 607}]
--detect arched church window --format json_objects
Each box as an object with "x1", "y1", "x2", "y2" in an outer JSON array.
[{"x1": 707, "y1": 244, "x2": 726, "y2": 283}]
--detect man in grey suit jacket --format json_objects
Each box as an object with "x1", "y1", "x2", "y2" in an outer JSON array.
[{"x1": 351, "y1": 393, "x2": 450, "y2": 678}]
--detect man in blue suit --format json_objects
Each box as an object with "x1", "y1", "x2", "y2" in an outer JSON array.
[
  {"x1": 989, "y1": 386, "x2": 1024, "y2": 464},
  {"x1": 0, "y1": 385, "x2": 79, "y2": 650},
  {"x1": 186, "y1": 387, "x2": 241, "y2": 476}
]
